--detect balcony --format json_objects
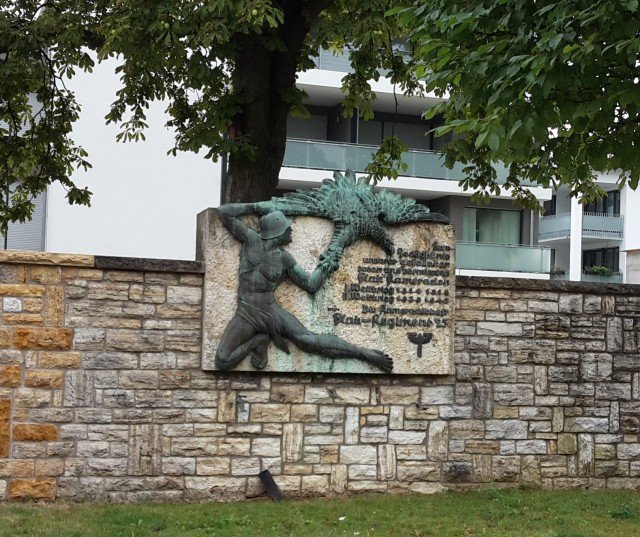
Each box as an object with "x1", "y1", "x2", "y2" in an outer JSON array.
[
  {"x1": 311, "y1": 48, "x2": 353, "y2": 73},
  {"x1": 551, "y1": 272, "x2": 623, "y2": 284},
  {"x1": 539, "y1": 212, "x2": 624, "y2": 241},
  {"x1": 311, "y1": 46, "x2": 410, "y2": 74},
  {"x1": 283, "y1": 139, "x2": 511, "y2": 183},
  {"x1": 456, "y1": 242, "x2": 552, "y2": 274},
  {"x1": 582, "y1": 212, "x2": 624, "y2": 239},
  {"x1": 538, "y1": 214, "x2": 571, "y2": 241}
]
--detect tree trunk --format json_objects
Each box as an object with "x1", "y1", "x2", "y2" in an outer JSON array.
[{"x1": 223, "y1": 2, "x2": 318, "y2": 203}]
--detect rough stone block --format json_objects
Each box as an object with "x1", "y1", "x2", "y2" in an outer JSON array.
[
  {"x1": 12, "y1": 423, "x2": 58, "y2": 442},
  {"x1": 25, "y1": 370, "x2": 63, "y2": 389},
  {"x1": 397, "y1": 462, "x2": 440, "y2": 481},
  {"x1": 251, "y1": 404, "x2": 290, "y2": 423},
  {"x1": 485, "y1": 420, "x2": 528, "y2": 439},
  {"x1": 379, "y1": 386, "x2": 419, "y2": 405},
  {"x1": 283, "y1": 423, "x2": 303, "y2": 462},
  {"x1": 493, "y1": 384, "x2": 534, "y2": 406},
  {"x1": 197, "y1": 457, "x2": 230, "y2": 475},
  {"x1": 427, "y1": 421, "x2": 448, "y2": 461},
  {"x1": 421, "y1": 386, "x2": 455, "y2": 405},
  {"x1": 12, "y1": 327, "x2": 73, "y2": 350},
  {"x1": 340, "y1": 445, "x2": 376, "y2": 465},
  {"x1": 443, "y1": 461, "x2": 472, "y2": 483},
  {"x1": 106, "y1": 330, "x2": 164, "y2": 352},
  {"x1": 0, "y1": 400, "x2": 10, "y2": 458},
  {"x1": 0, "y1": 365, "x2": 21, "y2": 388},
  {"x1": 515, "y1": 440, "x2": 547, "y2": 454},
  {"x1": 301, "y1": 475, "x2": 329, "y2": 494},
  {"x1": 564, "y1": 417, "x2": 609, "y2": 433},
  {"x1": 0, "y1": 284, "x2": 45, "y2": 297},
  {"x1": 167, "y1": 286, "x2": 202, "y2": 305},
  {"x1": 477, "y1": 322, "x2": 522, "y2": 337},
  {"x1": 39, "y1": 352, "x2": 81, "y2": 369},
  {"x1": 8, "y1": 479, "x2": 56, "y2": 501},
  {"x1": 580, "y1": 353, "x2": 613, "y2": 381},
  {"x1": 492, "y1": 456, "x2": 520, "y2": 482}
]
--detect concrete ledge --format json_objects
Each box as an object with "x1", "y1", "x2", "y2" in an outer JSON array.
[
  {"x1": 458, "y1": 275, "x2": 640, "y2": 295},
  {"x1": 94, "y1": 256, "x2": 204, "y2": 274}
]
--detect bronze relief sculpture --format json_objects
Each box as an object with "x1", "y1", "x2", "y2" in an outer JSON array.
[{"x1": 215, "y1": 171, "x2": 448, "y2": 373}]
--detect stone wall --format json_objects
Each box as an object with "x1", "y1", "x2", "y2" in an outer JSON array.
[{"x1": 1, "y1": 251, "x2": 640, "y2": 502}]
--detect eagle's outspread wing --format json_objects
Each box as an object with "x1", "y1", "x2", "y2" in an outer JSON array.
[{"x1": 255, "y1": 170, "x2": 448, "y2": 261}]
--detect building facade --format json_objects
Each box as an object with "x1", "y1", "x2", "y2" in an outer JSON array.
[{"x1": 3, "y1": 50, "x2": 639, "y2": 282}]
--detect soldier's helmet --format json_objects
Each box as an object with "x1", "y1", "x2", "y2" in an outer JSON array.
[{"x1": 259, "y1": 211, "x2": 292, "y2": 240}]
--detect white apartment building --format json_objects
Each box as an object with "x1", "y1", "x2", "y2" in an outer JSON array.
[{"x1": 3, "y1": 49, "x2": 639, "y2": 283}]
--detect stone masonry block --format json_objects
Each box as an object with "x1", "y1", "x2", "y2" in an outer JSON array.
[
  {"x1": 12, "y1": 327, "x2": 73, "y2": 350},
  {"x1": 13, "y1": 424, "x2": 58, "y2": 442},
  {"x1": 0, "y1": 399, "x2": 10, "y2": 458},
  {"x1": 8, "y1": 479, "x2": 56, "y2": 501},
  {"x1": 580, "y1": 353, "x2": 612, "y2": 381},
  {"x1": 38, "y1": 352, "x2": 81, "y2": 369},
  {"x1": 25, "y1": 370, "x2": 63, "y2": 389},
  {"x1": 0, "y1": 366, "x2": 21, "y2": 388}
]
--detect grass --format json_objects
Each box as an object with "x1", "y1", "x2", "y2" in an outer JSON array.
[{"x1": 1, "y1": 489, "x2": 640, "y2": 536}]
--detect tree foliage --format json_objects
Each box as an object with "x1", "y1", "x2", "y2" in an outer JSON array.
[
  {"x1": 401, "y1": 0, "x2": 640, "y2": 208},
  {"x1": 0, "y1": 0, "x2": 417, "y2": 231}
]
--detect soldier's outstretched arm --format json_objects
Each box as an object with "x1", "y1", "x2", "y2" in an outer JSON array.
[{"x1": 217, "y1": 203, "x2": 259, "y2": 242}]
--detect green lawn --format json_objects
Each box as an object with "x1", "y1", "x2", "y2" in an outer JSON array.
[{"x1": 1, "y1": 489, "x2": 640, "y2": 537}]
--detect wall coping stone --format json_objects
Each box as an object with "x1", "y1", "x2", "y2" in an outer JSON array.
[
  {"x1": 94, "y1": 256, "x2": 204, "y2": 274},
  {"x1": 0, "y1": 250, "x2": 94, "y2": 267},
  {"x1": 0, "y1": 250, "x2": 204, "y2": 273},
  {"x1": 458, "y1": 275, "x2": 640, "y2": 295}
]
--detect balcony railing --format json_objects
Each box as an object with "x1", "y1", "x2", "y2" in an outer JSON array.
[
  {"x1": 582, "y1": 271, "x2": 623, "y2": 283},
  {"x1": 539, "y1": 212, "x2": 624, "y2": 241},
  {"x1": 456, "y1": 242, "x2": 551, "y2": 274},
  {"x1": 539, "y1": 214, "x2": 571, "y2": 240},
  {"x1": 311, "y1": 46, "x2": 411, "y2": 74},
  {"x1": 283, "y1": 139, "x2": 511, "y2": 183},
  {"x1": 582, "y1": 212, "x2": 624, "y2": 239},
  {"x1": 551, "y1": 271, "x2": 623, "y2": 283},
  {"x1": 311, "y1": 48, "x2": 353, "y2": 73}
]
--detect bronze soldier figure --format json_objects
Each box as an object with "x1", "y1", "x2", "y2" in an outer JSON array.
[{"x1": 215, "y1": 203, "x2": 393, "y2": 373}]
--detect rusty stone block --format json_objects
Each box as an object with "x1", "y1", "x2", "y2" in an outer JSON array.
[
  {"x1": 29, "y1": 267, "x2": 62, "y2": 284},
  {"x1": 2, "y1": 313, "x2": 44, "y2": 325},
  {"x1": 0, "y1": 328, "x2": 11, "y2": 348},
  {"x1": 12, "y1": 327, "x2": 73, "y2": 350},
  {"x1": 0, "y1": 400, "x2": 10, "y2": 458},
  {"x1": 45, "y1": 287, "x2": 65, "y2": 326},
  {"x1": 12, "y1": 424, "x2": 58, "y2": 442},
  {"x1": 8, "y1": 479, "x2": 56, "y2": 501},
  {"x1": 0, "y1": 284, "x2": 45, "y2": 297},
  {"x1": 0, "y1": 366, "x2": 21, "y2": 388}
]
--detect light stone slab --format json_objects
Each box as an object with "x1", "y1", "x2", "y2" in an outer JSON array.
[{"x1": 198, "y1": 209, "x2": 455, "y2": 374}]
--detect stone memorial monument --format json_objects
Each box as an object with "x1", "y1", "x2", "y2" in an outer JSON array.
[{"x1": 198, "y1": 171, "x2": 455, "y2": 375}]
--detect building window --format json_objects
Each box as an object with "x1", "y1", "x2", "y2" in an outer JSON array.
[
  {"x1": 543, "y1": 195, "x2": 556, "y2": 216},
  {"x1": 463, "y1": 208, "x2": 521, "y2": 245},
  {"x1": 583, "y1": 247, "x2": 620, "y2": 272},
  {"x1": 584, "y1": 190, "x2": 620, "y2": 215}
]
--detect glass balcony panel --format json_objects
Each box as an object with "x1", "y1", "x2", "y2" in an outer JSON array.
[
  {"x1": 456, "y1": 242, "x2": 551, "y2": 273},
  {"x1": 582, "y1": 213, "x2": 624, "y2": 239},
  {"x1": 581, "y1": 271, "x2": 623, "y2": 283},
  {"x1": 284, "y1": 139, "x2": 534, "y2": 184},
  {"x1": 539, "y1": 214, "x2": 571, "y2": 240}
]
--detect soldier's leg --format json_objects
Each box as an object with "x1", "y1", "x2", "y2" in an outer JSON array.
[
  {"x1": 278, "y1": 309, "x2": 393, "y2": 373},
  {"x1": 216, "y1": 316, "x2": 269, "y2": 370}
]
